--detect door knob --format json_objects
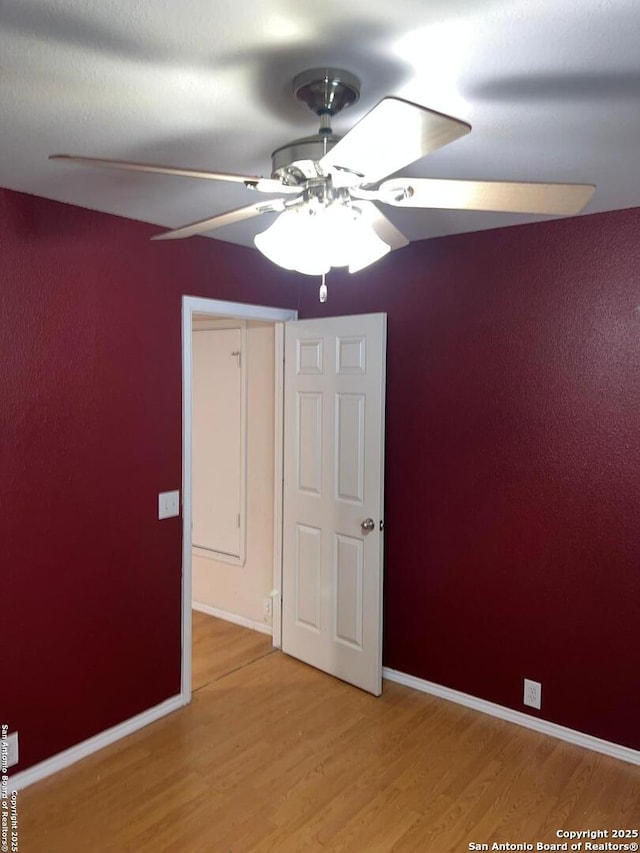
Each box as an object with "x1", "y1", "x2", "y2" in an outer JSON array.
[{"x1": 361, "y1": 518, "x2": 375, "y2": 532}]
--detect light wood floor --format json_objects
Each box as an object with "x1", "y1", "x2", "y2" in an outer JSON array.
[
  {"x1": 191, "y1": 609, "x2": 274, "y2": 691},
  {"x1": 19, "y1": 614, "x2": 640, "y2": 852}
]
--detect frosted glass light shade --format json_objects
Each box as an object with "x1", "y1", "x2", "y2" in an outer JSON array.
[
  {"x1": 254, "y1": 201, "x2": 390, "y2": 276},
  {"x1": 254, "y1": 207, "x2": 330, "y2": 276}
]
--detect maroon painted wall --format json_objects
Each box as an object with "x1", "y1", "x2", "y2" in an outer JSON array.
[
  {"x1": 299, "y1": 208, "x2": 640, "y2": 751},
  {"x1": 4, "y1": 186, "x2": 639, "y2": 774},
  {"x1": 1, "y1": 189, "x2": 298, "y2": 773}
]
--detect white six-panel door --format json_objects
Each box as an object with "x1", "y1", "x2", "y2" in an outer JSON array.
[{"x1": 282, "y1": 313, "x2": 386, "y2": 695}]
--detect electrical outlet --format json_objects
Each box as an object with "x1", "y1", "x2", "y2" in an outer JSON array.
[
  {"x1": 158, "y1": 490, "x2": 180, "y2": 519},
  {"x1": 263, "y1": 597, "x2": 272, "y2": 617},
  {"x1": 1, "y1": 731, "x2": 19, "y2": 769},
  {"x1": 523, "y1": 678, "x2": 542, "y2": 710}
]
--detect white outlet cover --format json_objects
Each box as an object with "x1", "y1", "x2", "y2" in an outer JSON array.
[
  {"x1": 523, "y1": 678, "x2": 542, "y2": 710},
  {"x1": 158, "y1": 490, "x2": 180, "y2": 519}
]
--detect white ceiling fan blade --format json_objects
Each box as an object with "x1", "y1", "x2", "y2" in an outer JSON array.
[
  {"x1": 49, "y1": 154, "x2": 299, "y2": 194},
  {"x1": 319, "y1": 97, "x2": 470, "y2": 185},
  {"x1": 378, "y1": 177, "x2": 595, "y2": 215},
  {"x1": 151, "y1": 200, "x2": 286, "y2": 241},
  {"x1": 356, "y1": 201, "x2": 409, "y2": 250}
]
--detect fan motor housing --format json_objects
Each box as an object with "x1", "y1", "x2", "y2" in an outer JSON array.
[{"x1": 271, "y1": 133, "x2": 342, "y2": 184}]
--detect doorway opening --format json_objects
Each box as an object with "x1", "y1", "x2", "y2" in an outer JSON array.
[{"x1": 181, "y1": 297, "x2": 297, "y2": 703}]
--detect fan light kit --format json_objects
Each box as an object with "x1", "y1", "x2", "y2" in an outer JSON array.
[{"x1": 50, "y1": 68, "x2": 595, "y2": 278}]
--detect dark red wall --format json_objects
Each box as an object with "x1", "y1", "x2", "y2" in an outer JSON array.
[
  {"x1": 1, "y1": 189, "x2": 298, "y2": 772},
  {"x1": 4, "y1": 186, "x2": 639, "y2": 774},
  {"x1": 299, "y1": 208, "x2": 640, "y2": 751}
]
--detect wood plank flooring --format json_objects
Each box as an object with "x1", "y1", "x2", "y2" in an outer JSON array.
[
  {"x1": 19, "y1": 614, "x2": 640, "y2": 852},
  {"x1": 191, "y1": 609, "x2": 274, "y2": 691}
]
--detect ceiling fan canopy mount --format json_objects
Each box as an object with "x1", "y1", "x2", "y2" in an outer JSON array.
[{"x1": 292, "y1": 67, "x2": 361, "y2": 118}]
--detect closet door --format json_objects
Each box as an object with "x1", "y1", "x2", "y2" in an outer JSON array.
[{"x1": 192, "y1": 326, "x2": 244, "y2": 560}]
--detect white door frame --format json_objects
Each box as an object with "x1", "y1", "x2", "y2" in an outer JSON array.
[{"x1": 181, "y1": 296, "x2": 297, "y2": 704}]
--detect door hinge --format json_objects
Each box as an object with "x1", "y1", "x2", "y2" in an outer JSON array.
[
  {"x1": 231, "y1": 350, "x2": 242, "y2": 367},
  {"x1": 237, "y1": 514, "x2": 241, "y2": 528}
]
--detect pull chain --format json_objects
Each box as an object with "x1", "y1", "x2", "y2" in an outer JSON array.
[{"x1": 319, "y1": 273, "x2": 328, "y2": 303}]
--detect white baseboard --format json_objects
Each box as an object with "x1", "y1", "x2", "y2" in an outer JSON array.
[
  {"x1": 383, "y1": 667, "x2": 640, "y2": 767},
  {"x1": 15, "y1": 663, "x2": 634, "y2": 794},
  {"x1": 10, "y1": 607, "x2": 270, "y2": 792},
  {"x1": 8, "y1": 694, "x2": 185, "y2": 792},
  {"x1": 192, "y1": 601, "x2": 272, "y2": 636}
]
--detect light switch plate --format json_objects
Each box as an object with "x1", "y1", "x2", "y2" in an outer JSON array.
[{"x1": 158, "y1": 490, "x2": 180, "y2": 519}]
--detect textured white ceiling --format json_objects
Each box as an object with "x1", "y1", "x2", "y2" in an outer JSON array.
[{"x1": 1, "y1": 0, "x2": 639, "y2": 250}]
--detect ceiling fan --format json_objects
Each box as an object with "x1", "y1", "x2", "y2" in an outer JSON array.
[{"x1": 50, "y1": 68, "x2": 595, "y2": 276}]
